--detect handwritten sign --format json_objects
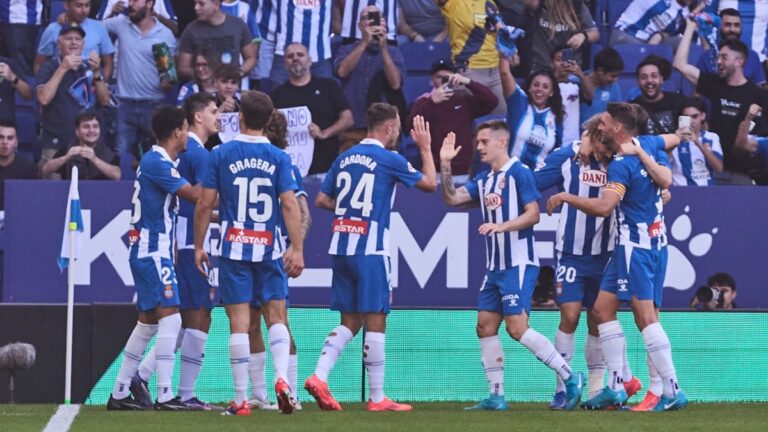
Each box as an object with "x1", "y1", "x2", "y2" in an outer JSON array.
[
  {"x1": 278, "y1": 106, "x2": 314, "y2": 177},
  {"x1": 218, "y1": 112, "x2": 240, "y2": 143}
]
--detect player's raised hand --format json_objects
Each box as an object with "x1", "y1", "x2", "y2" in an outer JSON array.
[
  {"x1": 439, "y1": 132, "x2": 460, "y2": 164},
  {"x1": 194, "y1": 248, "x2": 211, "y2": 277},
  {"x1": 619, "y1": 141, "x2": 640, "y2": 156},
  {"x1": 283, "y1": 245, "x2": 304, "y2": 278},
  {"x1": 410, "y1": 115, "x2": 431, "y2": 149},
  {"x1": 546, "y1": 192, "x2": 566, "y2": 216},
  {"x1": 478, "y1": 223, "x2": 502, "y2": 236}
]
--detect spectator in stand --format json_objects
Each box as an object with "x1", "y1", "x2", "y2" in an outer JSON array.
[
  {"x1": 0, "y1": 57, "x2": 33, "y2": 123},
  {"x1": 206, "y1": 63, "x2": 242, "y2": 149},
  {"x1": 271, "y1": 43, "x2": 353, "y2": 175},
  {"x1": 551, "y1": 47, "x2": 592, "y2": 145},
  {"x1": 102, "y1": 0, "x2": 177, "y2": 157},
  {"x1": 497, "y1": 0, "x2": 540, "y2": 79},
  {"x1": 177, "y1": 0, "x2": 257, "y2": 82},
  {"x1": 612, "y1": 0, "x2": 699, "y2": 47},
  {"x1": 734, "y1": 103, "x2": 768, "y2": 168},
  {"x1": 176, "y1": 47, "x2": 220, "y2": 106},
  {"x1": 406, "y1": 59, "x2": 497, "y2": 178},
  {"x1": 579, "y1": 47, "x2": 624, "y2": 127},
  {"x1": 529, "y1": 0, "x2": 598, "y2": 73},
  {"x1": 34, "y1": 0, "x2": 115, "y2": 80},
  {"x1": 97, "y1": 0, "x2": 178, "y2": 35},
  {"x1": 499, "y1": 56, "x2": 563, "y2": 169},
  {"x1": 269, "y1": 0, "x2": 333, "y2": 90},
  {"x1": 0, "y1": 0, "x2": 42, "y2": 76},
  {"x1": 221, "y1": 0, "x2": 262, "y2": 90},
  {"x1": 337, "y1": 0, "x2": 398, "y2": 45},
  {"x1": 36, "y1": 23, "x2": 110, "y2": 172},
  {"x1": 251, "y1": 0, "x2": 278, "y2": 90},
  {"x1": 675, "y1": 17, "x2": 768, "y2": 184},
  {"x1": 671, "y1": 96, "x2": 724, "y2": 186},
  {"x1": 398, "y1": 0, "x2": 447, "y2": 43},
  {"x1": 41, "y1": 113, "x2": 120, "y2": 180},
  {"x1": 0, "y1": 121, "x2": 37, "y2": 212},
  {"x1": 695, "y1": 8, "x2": 766, "y2": 88},
  {"x1": 705, "y1": 0, "x2": 768, "y2": 64},
  {"x1": 631, "y1": 55, "x2": 685, "y2": 135},
  {"x1": 334, "y1": 5, "x2": 406, "y2": 152}
]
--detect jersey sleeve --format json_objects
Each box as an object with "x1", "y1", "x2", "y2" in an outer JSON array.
[
  {"x1": 606, "y1": 158, "x2": 631, "y2": 199},
  {"x1": 291, "y1": 165, "x2": 306, "y2": 198},
  {"x1": 464, "y1": 173, "x2": 482, "y2": 202},
  {"x1": 276, "y1": 152, "x2": 298, "y2": 194},
  {"x1": 514, "y1": 165, "x2": 541, "y2": 206},
  {"x1": 190, "y1": 146, "x2": 210, "y2": 185},
  {"x1": 506, "y1": 85, "x2": 529, "y2": 135},
  {"x1": 148, "y1": 158, "x2": 188, "y2": 194},
  {"x1": 388, "y1": 153, "x2": 423, "y2": 188},
  {"x1": 534, "y1": 145, "x2": 570, "y2": 191},
  {"x1": 202, "y1": 148, "x2": 220, "y2": 189},
  {"x1": 709, "y1": 133, "x2": 723, "y2": 159}
]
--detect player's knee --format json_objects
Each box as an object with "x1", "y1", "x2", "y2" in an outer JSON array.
[
  {"x1": 475, "y1": 322, "x2": 498, "y2": 338},
  {"x1": 505, "y1": 323, "x2": 527, "y2": 341},
  {"x1": 341, "y1": 315, "x2": 363, "y2": 335}
]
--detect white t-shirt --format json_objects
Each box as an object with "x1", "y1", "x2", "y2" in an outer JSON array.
[{"x1": 559, "y1": 81, "x2": 581, "y2": 146}]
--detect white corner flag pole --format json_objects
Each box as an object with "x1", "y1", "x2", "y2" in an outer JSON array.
[{"x1": 64, "y1": 166, "x2": 80, "y2": 405}]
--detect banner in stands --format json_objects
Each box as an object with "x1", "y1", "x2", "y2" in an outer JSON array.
[{"x1": 3, "y1": 181, "x2": 767, "y2": 308}]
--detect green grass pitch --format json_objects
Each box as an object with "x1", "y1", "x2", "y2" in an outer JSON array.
[{"x1": 5, "y1": 403, "x2": 768, "y2": 432}]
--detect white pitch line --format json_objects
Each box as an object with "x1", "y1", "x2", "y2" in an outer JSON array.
[{"x1": 42, "y1": 404, "x2": 80, "y2": 432}]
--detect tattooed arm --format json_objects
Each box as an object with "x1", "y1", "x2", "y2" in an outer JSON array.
[{"x1": 440, "y1": 133, "x2": 474, "y2": 206}]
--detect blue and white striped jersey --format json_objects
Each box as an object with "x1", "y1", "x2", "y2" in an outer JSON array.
[
  {"x1": 709, "y1": 0, "x2": 768, "y2": 62},
  {"x1": 129, "y1": 146, "x2": 188, "y2": 260},
  {"x1": 177, "y1": 133, "x2": 210, "y2": 250},
  {"x1": 507, "y1": 85, "x2": 562, "y2": 170},
  {"x1": 341, "y1": 0, "x2": 398, "y2": 41},
  {"x1": 535, "y1": 142, "x2": 615, "y2": 256},
  {"x1": 96, "y1": 0, "x2": 177, "y2": 21},
  {"x1": 466, "y1": 157, "x2": 541, "y2": 271},
  {"x1": 0, "y1": 0, "x2": 42, "y2": 25},
  {"x1": 615, "y1": 0, "x2": 690, "y2": 41},
  {"x1": 222, "y1": 0, "x2": 262, "y2": 42},
  {"x1": 281, "y1": 164, "x2": 307, "y2": 247},
  {"x1": 252, "y1": 0, "x2": 279, "y2": 42},
  {"x1": 321, "y1": 139, "x2": 422, "y2": 256},
  {"x1": 670, "y1": 130, "x2": 722, "y2": 186},
  {"x1": 274, "y1": 0, "x2": 332, "y2": 60},
  {"x1": 202, "y1": 134, "x2": 298, "y2": 262},
  {"x1": 606, "y1": 136, "x2": 669, "y2": 251}
]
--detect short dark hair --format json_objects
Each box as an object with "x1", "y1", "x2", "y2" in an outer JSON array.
[
  {"x1": 606, "y1": 102, "x2": 641, "y2": 133},
  {"x1": 151, "y1": 106, "x2": 187, "y2": 141},
  {"x1": 708, "y1": 272, "x2": 736, "y2": 291},
  {"x1": 679, "y1": 96, "x2": 708, "y2": 116},
  {"x1": 183, "y1": 92, "x2": 217, "y2": 125},
  {"x1": 0, "y1": 120, "x2": 17, "y2": 130},
  {"x1": 594, "y1": 47, "x2": 624, "y2": 73},
  {"x1": 719, "y1": 8, "x2": 740, "y2": 19},
  {"x1": 636, "y1": 54, "x2": 672, "y2": 80},
  {"x1": 476, "y1": 119, "x2": 509, "y2": 135},
  {"x1": 719, "y1": 38, "x2": 749, "y2": 59},
  {"x1": 240, "y1": 90, "x2": 274, "y2": 130},
  {"x1": 265, "y1": 110, "x2": 288, "y2": 149},
  {"x1": 366, "y1": 103, "x2": 398, "y2": 131},
  {"x1": 215, "y1": 63, "x2": 242, "y2": 82},
  {"x1": 74, "y1": 112, "x2": 99, "y2": 128}
]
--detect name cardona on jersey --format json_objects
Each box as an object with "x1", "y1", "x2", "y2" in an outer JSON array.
[{"x1": 339, "y1": 154, "x2": 378, "y2": 171}]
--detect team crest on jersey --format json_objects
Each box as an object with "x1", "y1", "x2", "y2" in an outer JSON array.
[
  {"x1": 528, "y1": 125, "x2": 548, "y2": 148},
  {"x1": 498, "y1": 176, "x2": 506, "y2": 190},
  {"x1": 171, "y1": 168, "x2": 180, "y2": 178},
  {"x1": 483, "y1": 192, "x2": 503, "y2": 210},
  {"x1": 128, "y1": 229, "x2": 139, "y2": 245},
  {"x1": 163, "y1": 285, "x2": 174, "y2": 299},
  {"x1": 556, "y1": 281, "x2": 563, "y2": 296},
  {"x1": 332, "y1": 219, "x2": 369, "y2": 235},
  {"x1": 580, "y1": 169, "x2": 607, "y2": 187}
]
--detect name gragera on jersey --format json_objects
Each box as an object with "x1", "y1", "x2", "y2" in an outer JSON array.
[{"x1": 228, "y1": 158, "x2": 276, "y2": 175}]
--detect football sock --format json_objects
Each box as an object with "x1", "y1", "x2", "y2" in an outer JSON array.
[
  {"x1": 554, "y1": 330, "x2": 575, "y2": 393},
  {"x1": 112, "y1": 322, "x2": 157, "y2": 399},
  {"x1": 268, "y1": 324, "x2": 291, "y2": 383},
  {"x1": 585, "y1": 334, "x2": 606, "y2": 398},
  {"x1": 315, "y1": 325, "x2": 354, "y2": 382},
  {"x1": 622, "y1": 336, "x2": 634, "y2": 383},
  {"x1": 520, "y1": 328, "x2": 571, "y2": 380},
  {"x1": 155, "y1": 313, "x2": 182, "y2": 403},
  {"x1": 248, "y1": 352, "x2": 268, "y2": 401},
  {"x1": 598, "y1": 320, "x2": 625, "y2": 391},
  {"x1": 641, "y1": 322, "x2": 679, "y2": 398},
  {"x1": 178, "y1": 328, "x2": 207, "y2": 401},
  {"x1": 230, "y1": 333, "x2": 250, "y2": 404},
  {"x1": 479, "y1": 335, "x2": 505, "y2": 396},
  {"x1": 138, "y1": 327, "x2": 183, "y2": 382},
  {"x1": 647, "y1": 352, "x2": 663, "y2": 396},
  {"x1": 289, "y1": 354, "x2": 298, "y2": 399},
  {"x1": 364, "y1": 332, "x2": 386, "y2": 404}
]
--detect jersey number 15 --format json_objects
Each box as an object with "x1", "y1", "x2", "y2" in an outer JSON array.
[{"x1": 234, "y1": 177, "x2": 273, "y2": 222}]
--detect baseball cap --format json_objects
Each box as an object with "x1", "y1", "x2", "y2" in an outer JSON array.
[
  {"x1": 59, "y1": 22, "x2": 86, "y2": 38},
  {"x1": 430, "y1": 59, "x2": 456, "y2": 75}
]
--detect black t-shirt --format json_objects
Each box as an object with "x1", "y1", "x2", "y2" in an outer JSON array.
[
  {"x1": 631, "y1": 92, "x2": 685, "y2": 135},
  {"x1": 696, "y1": 73, "x2": 768, "y2": 176},
  {"x1": 0, "y1": 156, "x2": 39, "y2": 210},
  {"x1": 271, "y1": 76, "x2": 351, "y2": 174},
  {"x1": 55, "y1": 140, "x2": 120, "y2": 180}
]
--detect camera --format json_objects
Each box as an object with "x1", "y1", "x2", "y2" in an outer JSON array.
[{"x1": 695, "y1": 285, "x2": 723, "y2": 308}]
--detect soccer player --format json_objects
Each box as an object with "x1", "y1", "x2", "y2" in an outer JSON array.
[
  {"x1": 304, "y1": 107, "x2": 437, "y2": 412},
  {"x1": 194, "y1": 90, "x2": 305, "y2": 416},
  {"x1": 130, "y1": 93, "x2": 222, "y2": 410},
  {"x1": 440, "y1": 119, "x2": 584, "y2": 411},
  {"x1": 547, "y1": 102, "x2": 688, "y2": 412},
  {"x1": 107, "y1": 106, "x2": 200, "y2": 411}
]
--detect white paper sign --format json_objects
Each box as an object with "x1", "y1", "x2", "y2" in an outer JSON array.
[
  {"x1": 218, "y1": 112, "x2": 240, "y2": 143},
  {"x1": 279, "y1": 106, "x2": 314, "y2": 177}
]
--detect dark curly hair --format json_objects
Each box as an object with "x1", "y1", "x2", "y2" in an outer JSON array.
[
  {"x1": 265, "y1": 110, "x2": 288, "y2": 150},
  {"x1": 523, "y1": 69, "x2": 564, "y2": 123}
]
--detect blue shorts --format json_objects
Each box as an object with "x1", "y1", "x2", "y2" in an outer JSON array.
[
  {"x1": 130, "y1": 256, "x2": 180, "y2": 312},
  {"x1": 177, "y1": 249, "x2": 214, "y2": 311},
  {"x1": 330, "y1": 255, "x2": 391, "y2": 314},
  {"x1": 478, "y1": 265, "x2": 539, "y2": 316},
  {"x1": 555, "y1": 252, "x2": 610, "y2": 309},
  {"x1": 600, "y1": 245, "x2": 663, "y2": 306},
  {"x1": 218, "y1": 257, "x2": 288, "y2": 306}
]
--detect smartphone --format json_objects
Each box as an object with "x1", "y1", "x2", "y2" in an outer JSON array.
[
  {"x1": 368, "y1": 11, "x2": 381, "y2": 26},
  {"x1": 561, "y1": 48, "x2": 575, "y2": 62},
  {"x1": 441, "y1": 75, "x2": 453, "y2": 89},
  {"x1": 678, "y1": 115, "x2": 692, "y2": 129}
]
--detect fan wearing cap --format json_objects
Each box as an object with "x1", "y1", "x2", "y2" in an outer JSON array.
[
  {"x1": 406, "y1": 59, "x2": 498, "y2": 179},
  {"x1": 36, "y1": 22, "x2": 111, "y2": 177}
]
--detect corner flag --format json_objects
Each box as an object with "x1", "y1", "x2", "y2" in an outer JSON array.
[{"x1": 58, "y1": 166, "x2": 84, "y2": 271}]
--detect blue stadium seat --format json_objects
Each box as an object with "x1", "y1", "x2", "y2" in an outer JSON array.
[
  {"x1": 399, "y1": 42, "x2": 451, "y2": 73},
  {"x1": 14, "y1": 106, "x2": 37, "y2": 151},
  {"x1": 403, "y1": 74, "x2": 432, "y2": 106},
  {"x1": 613, "y1": 44, "x2": 674, "y2": 74},
  {"x1": 594, "y1": 0, "x2": 611, "y2": 48},
  {"x1": 51, "y1": 0, "x2": 67, "y2": 20}
]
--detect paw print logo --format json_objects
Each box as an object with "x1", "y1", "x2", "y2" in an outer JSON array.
[{"x1": 664, "y1": 205, "x2": 718, "y2": 291}]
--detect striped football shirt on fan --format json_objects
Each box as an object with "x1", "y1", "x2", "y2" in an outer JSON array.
[{"x1": 274, "y1": 0, "x2": 332, "y2": 60}]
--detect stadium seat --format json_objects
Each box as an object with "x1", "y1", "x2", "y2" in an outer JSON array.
[
  {"x1": 594, "y1": 0, "x2": 611, "y2": 48},
  {"x1": 399, "y1": 42, "x2": 451, "y2": 73},
  {"x1": 613, "y1": 44, "x2": 674, "y2": 74},
  {"x1": 606, "y1": 0, "x2": 634, "y2": 42},
  {"x1": 51, "y1": 0, "x2": 66, "y2": 20},
  {"x1": 403, "y1": 74, "x2": 432, "y2": 106},
  {"x1": 14, "y1": 106, "x2": 37, "y2": 153}
]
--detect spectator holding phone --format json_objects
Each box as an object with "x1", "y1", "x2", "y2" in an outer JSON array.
[
  {"x1": 551, "y1": 47, "x2": 592, "y2": 144},
  {"x1": 579, "y1": 47, "x2": 624, "y2": 127},
  {"x1": 671, "y1": 96, "x2": 724, "y2": 186}
]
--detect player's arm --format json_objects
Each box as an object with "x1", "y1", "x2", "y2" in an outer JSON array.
[
  {"x1": 499, "y1": 56, "x2": 518, "y2": 100},
  {"x1": 673, "y1": 19, "x2": 700, "y2": 85},
  {"x1": 620, "y1": 142, "x2": 673, "y2": 189},
  {"x1": 439, "y1": 132, "x2": 474, "y2": 206},
  {"x1": 297, "y1": 194, "x2": 312, "y2": 239},
  {"x1": 281, "y1": 190, "x2": 305, "y2": 278},
  {"x1": 315, "y1": 192, "x2": 336, "y2": 211},
  {"x1": 660, "y1": 133, "x2": 680, "y2": 151},
  {"x1": 411, "y1": 115, "x2": 438, "y2": 192},
  {"x1": 193, "y1": 187, "x2": 217, "y2": 275},
  {"x1": 547, "y1": 186, "x2": 621, "y2": 218},
  {"x1": 479, "y1": 201, "x2": 540, "y2": 235},
  {"x1": 176, "y1": 183, "x2": 201, "y2": 203}
]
